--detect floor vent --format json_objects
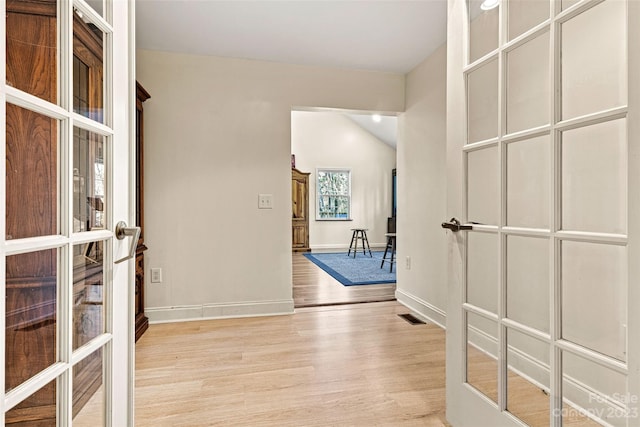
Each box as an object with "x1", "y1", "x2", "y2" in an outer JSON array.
[{"x1": 398, "y1": 313, "x2": 426, "y2": 325}]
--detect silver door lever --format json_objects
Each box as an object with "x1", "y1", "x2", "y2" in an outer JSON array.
[{"x1": 115, "y1": 221, "x2": 141, "y2": 264}]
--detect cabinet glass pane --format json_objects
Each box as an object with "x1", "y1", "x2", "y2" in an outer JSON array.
[
  {"x1": 506, "y1": 329, "x2": 549, "y2": 426},
  {"x1": 74, "y1": 127, "x2": 107, "y2": 233},
  {"x1": 506, "y1": 236, "x2": 549, "y2": 333},
  {"x1": 562, "y1": 241, "x2": 627, "y2": 361},
  {"x1": 6, "y1": 378, "x2": 57, "y2": 425},
  {"x1": 6, "y1": 104, "x2": 59, "y2": 240},
  {"x1": 561, "y1": 119, "x2": 626, "y2": 234},
  {"x1": 73, "y1": 242, "x2": 105, "y2": 350},
  {"x1": 6, "y1": 249, "x2": 58, "y2": 392},
  {"x1": 73, "y1": 347, "x2": 104, "y2": 424},
  {"x1": 506, "y1": 135, "x2": 550, "y2": 228},
  {"x1": 561, "y1": 0, "x2": 626, "y2": 120},
  {"x1": 469, "y1": 0, "x2": 499, "y2": 63},
  {"x1": 508, "y1": 0, "x2": 549, "y2": 41},
  {"x1": 467, "y1": 233, "x2": 499, "y2": 314},
  {"x1": 85, "y1": 0, "x2": 105, "y2": 19},
  {"x1": 563, "y1": 351, "x2": 627, "y2": 426},
  {"x1": 468, "y1": 146, "x2": 499, "y2": 225},
  {"x1": 73, "y1": 8, "x2": 105, "y2": 124},
  {"x1": 506, "y1": 32, "x2": 550, "y2": 134},
  {"x1": 467, "y1": 312, "x2": 498, "y2": 403},
  {"x1": 6, "y1": 1, "x2": 57, "y2": 104},
  {"x1": 468, "y1": 59, "x2": 499, "y2": 143}
]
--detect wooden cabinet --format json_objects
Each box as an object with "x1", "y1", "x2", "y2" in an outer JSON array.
[
  {"x1": 134, "y1": 82, "x2": 150, "y2": 341},
  {"x1": 292, "y1": 168, "x2": 310, "y2": 252}
]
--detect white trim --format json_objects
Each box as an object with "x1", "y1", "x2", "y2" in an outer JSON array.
[
  {"x1": 395, "y1": 289, "x2": 446, "y2": 329},
  {"x1": 146, "y1": 299, "x2": 295, "y2": 324},
  {"x1": 308, "y1": 243, "x2": 387, "y2": 251}
]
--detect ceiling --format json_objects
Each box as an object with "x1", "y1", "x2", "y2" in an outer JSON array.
[
  {"x1": 136, "y1": 1, "x2": 448, "y2": 147},
  {"x1": 136, "y1": 0, "x2": 448, "y2": 74}
]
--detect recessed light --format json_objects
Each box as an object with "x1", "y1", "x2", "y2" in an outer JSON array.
[
  {"x1": 480, "y1": 0, "x2": 499, "y2": 10},
  {"x1": 372, "y1": 114, "x2": 382, "y2": 123}
]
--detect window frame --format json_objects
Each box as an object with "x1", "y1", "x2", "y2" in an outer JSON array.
[{"x1": 316, "y1": 168, "x2": 352, "y2": 221}]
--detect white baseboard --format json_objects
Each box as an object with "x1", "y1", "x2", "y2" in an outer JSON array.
[
  {"x1": 146, "y1": 299, "x2": 294, "y2": 324},
  {"x1": 395, "y1": 288, "x2": 446, "y2": 329},
  {"x1": 309, "y1": 243, "x2": 387, "y2": 251}
]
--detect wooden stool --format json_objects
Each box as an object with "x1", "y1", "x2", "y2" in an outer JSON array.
[
  {"x1": 381, "y1": 233, "x2": 396, "y2": 272},
  {"x1": 348, "y1": 228, "x2": 372, "y2": 258}
]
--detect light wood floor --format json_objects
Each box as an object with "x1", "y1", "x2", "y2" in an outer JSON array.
[
  {"x1": 292, "y1": 251, "x2": 396, "y2": 307},
  {"x1": 135, "y1": 301, "x2": 448, "y2": 426}
]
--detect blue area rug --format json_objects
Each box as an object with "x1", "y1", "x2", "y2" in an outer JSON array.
[{"x1": 303, "y1": 251, "x2": 396, "y2": 286}]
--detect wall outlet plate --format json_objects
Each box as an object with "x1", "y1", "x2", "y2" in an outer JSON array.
[
  {"x1": 258, "y1": 193, "x2": 273, "y2": 209},
  {"x1": 151, "y1": 268, "x2": 163, "y2": 283}
]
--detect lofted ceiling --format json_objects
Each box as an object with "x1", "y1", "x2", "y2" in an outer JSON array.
[
  {"x1": 136, "y1": 0, "x2": 448, "y2": 74},
  {"x1": 136, "y1": 0, "x2": 448, "y2": 147}
]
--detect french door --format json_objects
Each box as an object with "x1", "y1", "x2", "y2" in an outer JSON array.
[
  {"x1": 446, "y1": 0, "x2": 639, "y2": 426},
  {"x1": 1, "y1": 0, "x2": 135, "y2": 425}
]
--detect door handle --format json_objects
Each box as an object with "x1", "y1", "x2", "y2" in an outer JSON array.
[
  {"x1": 441, "y1": 218, "x2": 473, "y2": 232},
  {"x1": 114, "y1": 221, "x2": 141, "y2": 264}
]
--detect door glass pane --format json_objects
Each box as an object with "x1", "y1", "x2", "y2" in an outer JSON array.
[
  {"x1": 73, "y1": 347, "x2": 104, "y2": 425},
  {"x1": 467, "y1": 232, "x2": 498, "y2": 314},
  {"x1": 562, "y1": 241, "x2": 627, "y2": 361},
  {"x1": 5, "y1": 378, "x2": 57, "y2": 425},
  {"x1": 6, "y1": 1, "x2": 57, "y2": 103},
  {"x1": 468, "y1": 59, "x2": 499, "y2": 143},
  {"x1": 6, "y1": 248, "x2": 58, "y2": 392},
  {"x1": 467, "y1": 312, "x2": 498, "y2": 403},
  {"x1": 506, "y1": 32, "x2": 550, "y2": 134},
  {"x1": 6, "y1": 104, "x2": 59, "y2": 240},
  {"x1": 84, "y1": 0, "x2": 105, "y2": 19},
  {"x1": 469, "y1": 0, "x2": 499, "y2": 63},
  {"x1": 468, "y1": 146, "x2": 499, "y2": 225},
  {"x1": 74, "y1": 8, "x2": 105, "y2": 124},
  {"x1": 506, "y1": 329, "x2": 550, "y2": 426},
  {"x1": 74, "y1": 127, "x2": 106, "y2": 233},
  {"x1": 73, "y1": 241, "x2": 105, "y2": 350},
  {"x1": 508, "y1": 0, "x2": 549, "y2": 41},
  {"x1": 506, "y1": 135, "x2": 550, "y2": 228},
  {"x1": 563, "y1": 351, "x2": 627, "y2": 426},
  {"x1": 562, "y1": 0, "x2": 626, "y2": 120},
  {"x1": 506, "y1": 236, "x2": 549, "y2": 333},
  {"x1": 561, "y1": 119, "x2": 627, "y2": 234}
]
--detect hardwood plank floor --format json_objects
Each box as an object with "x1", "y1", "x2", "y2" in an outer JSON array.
[
  {"x1": 135, "y1": 301, "x2": 448, "y2": 426},
  {"x1": 293, "y1": 251, "x2": 396, "y2": 307}
]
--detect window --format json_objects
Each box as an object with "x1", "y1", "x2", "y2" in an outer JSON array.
[{"x1": 317, "y1": 169, "x2": 351, "y2": 220}]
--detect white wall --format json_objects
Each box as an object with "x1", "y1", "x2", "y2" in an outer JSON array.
[
  {"x1": 395, "y1": 44, "x2": 448, "y2": 327},
  {"x1": 136, "y1": 49, "x2": 404, "y2": 322},
  {"x1": 291, "y1": 111, "x2": 396, "y2": 249}
]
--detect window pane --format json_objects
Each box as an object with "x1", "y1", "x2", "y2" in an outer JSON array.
[
  {"x1": 467, "y1": 312, "x2": 498, "y2": 403},
  {"x1": 6, "y1": 1, "x2": 57, "y2": 103},
  {"x1": 74, "y1": 8, "x2": 105, "y2": 124},
  {"x1": 6, "y1": 249, "x2": 58, "y2": 392},
  {"x1": 6, "y1": 378, "x2": 57, "y2": 425},
  {"x1": 467, "y1": 232, "x2": 499, "y2": 314},
  {"x1": 469, "y1": 0, "x2": 499, "y2": 63},
  {"x1": 317, "y1": 170, "x2": 350, "y2": 219},
  {"x1": 468, "y1": 59, "x2": 499, "y2": 143},
  {"x1": 74, "y1": 127, "x2": 106, "y2": 232},
  {"x1": 73, "y1": 242, "x2": 105, "y2": 350},
  {"x1": 73, "y1": 347, "x2": 104, "y2": 424},
  {"x1": 6, "y1": 104, "x2": 59, "y2": 240},
  {"x1": 467, "y1": 146, "x2": 499, "y2": 225},
  {"x1": 508, "y1": 0, "x2": 549, "y2": 41},
  {"x1": 561, "y1": 0, "x2": 626, "y2": 120}
]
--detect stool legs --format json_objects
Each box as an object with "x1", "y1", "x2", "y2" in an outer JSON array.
[
  {"x1": 347, "y1": 229, "x2": 372, "y2": 258},
  {"x1": 381, "y1": 235, "x2": 396, "y2": 272}
]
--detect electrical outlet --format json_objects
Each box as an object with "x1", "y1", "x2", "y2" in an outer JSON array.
[
  {"x1": 258, "y1": 194, "x2": 273, "y2": 209},
  {"x1": 151, "y1": 268, "x2": 163, "y2": 283},
  {"x1": 406, "y1": 256, "x2": 411, "y2": 270}
]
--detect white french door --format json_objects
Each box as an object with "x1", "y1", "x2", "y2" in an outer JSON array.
[
  {"x1": 1, "y1": 0, "x2": 135, "y2": 425},
  {"x1": 446, "y1": 0, "x2": 639, "y2": 426}
]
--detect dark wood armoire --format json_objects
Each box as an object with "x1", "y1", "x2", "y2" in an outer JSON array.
[{"x1": 292, "y1": 168, "x2": 310, "y2": 251}]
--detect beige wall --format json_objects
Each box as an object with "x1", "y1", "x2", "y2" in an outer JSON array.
[
  {"x1": 136, "y1": 49, "x2": 404, "y2": 322},
  {"x1": 291, "y1": 111, "x2": 396, "y2": 249},
  {"x1": 396, "y1": 44, "x2": 448, "y2": 327}
]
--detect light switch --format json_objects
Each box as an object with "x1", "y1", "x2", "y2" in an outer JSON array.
[{"x1": 258, "y1": 194, "x2": 273, "y2": 209}]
